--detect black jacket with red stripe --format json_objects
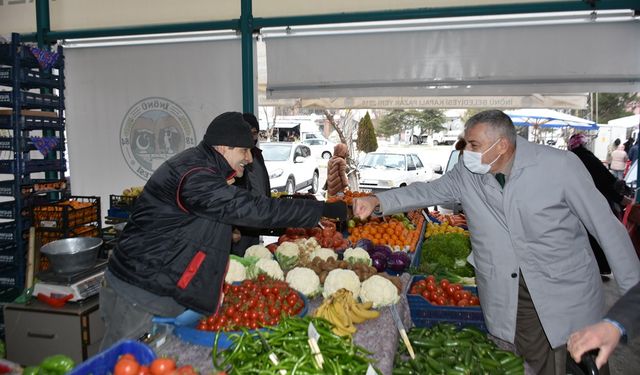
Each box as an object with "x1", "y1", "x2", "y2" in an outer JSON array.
[{"x1": 108, "y1": 141, "x2": 324, "y2": 314}]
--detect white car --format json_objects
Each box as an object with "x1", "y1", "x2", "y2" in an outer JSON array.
[
  {"x1": 358, "y1": 151, "x2": 433, "y2": 192},
  {"x1": 261, "y1": 142, "x2": 320, "y2": 194},
  {"x1": 301, "y1": 138, "x2": 335, "y2": 159}
]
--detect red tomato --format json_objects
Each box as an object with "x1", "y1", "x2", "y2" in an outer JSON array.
[
  {"x1": 114, "y1": 359, "x2": 140, "y2": 375},
  {"x1": 446, "y1": 285, "x2": 457, "y2": 297},
  {"x1": 425, "y1": 283, "x2": 436, "y2": 292},
  {"x1": 421, "y1": 290, "x2": 431, "y2": 301},
  {"x1": 416, "y1": 280, "x2": 427, "y2": 287},
  {"x1": 137, "y1": 366, "x2": 151, "y2": 375},
  {"x1": 150, "y1": 358, "x2": 176, "y2": 375},
  {"x1": 460, "y1": 290, "x2": 472, "y2": 300},
  {"x1": 469, "y1": 296, "x2": 480, "y2": 306},
  {"x1": 321, "y1": 237, "x2": 334, "y2": 248},
  {"x1": 439, "y1": 279, "x2": 450, "y2": 290},
  {"x1": 457, "y1": 298, "x2": 470, "y2": 307},
  {"x1": 453, "y1": 284, "x2": 463, "y2": 292},
  {"x1": 174, "y1": 365, "x2": 198, "y2": 375},
  {"x1": 426, "y1": 275, "x2": 436, "y2": 283},
  {"x1": 119, "y1": 354, "x2": 137, "y2": 362},
  {"x1": 435, "y1": 296, "x2": 447, "y2": 306},
  {"x1": 453, "y1": 291, "x2": 463, "y2": 302},
  {"x1": 409, "y1": 287, "x2": 419, "y2": 294}
]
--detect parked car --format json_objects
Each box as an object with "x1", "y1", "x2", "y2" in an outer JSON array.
[
  {"x1": 301, "y1": 138, "x2": 335, "y2": 159},
  {"x1": 358, "y1": 151, "x2": 433, "y2": 192},
  {"x1": 261, "y1": 142, "x2": 320, "y2": 194}
]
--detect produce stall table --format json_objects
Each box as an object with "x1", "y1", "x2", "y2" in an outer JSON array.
[{"x1": 155, "y1": 274, "x2": 414, "y2": 375}]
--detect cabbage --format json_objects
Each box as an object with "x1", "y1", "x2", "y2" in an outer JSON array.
[
  {"x1": 355, "y1": 238, "x2": 374, "y2": 254},
  {"x1": 359, "y1": 275, "x2": 399, "y2": 308},
  {"x1": 310, "y1": 247, "x2": 338, "y2": 262},
  {"x1": 322, "y1": 269, "x2": 361, "y2": 298},
  {"x1": 251, "y1": 258, "x2": 284, "y2": 280},
  {"x1": 370, "y1": 252, "x2": 388, "y2": 272},
  {"x1": 372, "y1": 245, "x2": 392, "y2": 259},
  {"x1": 275, "y1": 242, "x2": 300, "y2": 270},
  {"x1": 286, "y1": 267, "x2": 321, "y2": 297},
  {"x1": 387, "y1": 251, "x2": 411, "y2": 272},
  {"x1": 343, "y1": 247, "x2": 372, "y2": 266},
  {"x1": 225, "y1": 258, "x2": 247, "y2": 283},
  {"x1": 244, "y1": 245, "x2": 273, "y2": 259}
]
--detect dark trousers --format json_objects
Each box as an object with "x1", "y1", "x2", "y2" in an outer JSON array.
[
  {"x1": 515, "y1": 275, "x2": 610, "y2": 375},
  {"x1": 99, "y1": 279, "x2": 155, "y2": 351}
]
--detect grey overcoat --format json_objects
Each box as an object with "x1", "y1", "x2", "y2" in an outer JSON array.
[{"x1": 376, "y1": 137, "x2": 640, "y2": 347}]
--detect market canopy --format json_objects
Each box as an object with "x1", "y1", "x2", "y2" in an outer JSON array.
[
  {"x1": 505, "y1": 109, "x2": 598, "y2": 129},
  {"x1": 264, "y1": 11, "x2": 640, "y2": 100}
]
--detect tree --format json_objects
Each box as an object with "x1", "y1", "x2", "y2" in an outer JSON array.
[
  {"x1": 378, "y1": 109, "x2": 446, "y2": 137},
  {"x1": 357, "y1": 112, "x2": 378, "y2": 153},
  {"x1": 593, "y1": 93, "x2": 638, "y2": 124}
]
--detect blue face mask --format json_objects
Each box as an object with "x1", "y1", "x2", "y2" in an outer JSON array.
[{"x1": 463, "y1": 138, "x2": 502, "y2": 174}]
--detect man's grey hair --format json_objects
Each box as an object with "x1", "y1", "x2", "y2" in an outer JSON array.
[{"x1": 464, "y1": 110, "x2": 517, "y2": 145}]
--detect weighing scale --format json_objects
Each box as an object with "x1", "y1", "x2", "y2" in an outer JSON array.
[{"x1": 33, "y1": 260, "x2": 108, "y2": 301}]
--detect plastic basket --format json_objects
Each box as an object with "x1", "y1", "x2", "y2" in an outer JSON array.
[
  {"x1": 33, "y1": 196, "x2": 100, "y2": 229},
  {"x1": 68, "y1": 340, "x2": 156, "y2": 375},
  {"x1": 407, "y1": 275, "x2": 486, "y2": 331},
  {"x1": 37, "y1": 224, "x2": 100, "y2": 246},
  {"x1": 0, "y1": 243, "x2": 17, "y2": 266}
]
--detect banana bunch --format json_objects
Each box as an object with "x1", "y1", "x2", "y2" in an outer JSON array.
[
  {"x1": 313, "y1": 288, "x2": 380, "y2": 337},
  {"x1": 122, "y1": 186, "x2": 144, "y2": 197}
]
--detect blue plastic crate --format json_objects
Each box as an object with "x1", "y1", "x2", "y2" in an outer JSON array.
[
  {"x1": 407, "y1": 275, "x2": 486, "y2": 331},
  {"x1": 69, "y1": 340, "x2": 156, "y2": 375}
]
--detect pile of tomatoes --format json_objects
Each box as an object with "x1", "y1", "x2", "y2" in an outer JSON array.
[
  {"x1": 409, "y1": 275, "x2": 480, "y2": 307},
  {"x1": 113, "y1": 354, "x2": 198, "y2": 375},
  {"x1": 197, "y1": 275, "x2": 305, "y2": 332}
]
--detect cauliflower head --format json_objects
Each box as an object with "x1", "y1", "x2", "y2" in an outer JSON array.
[
  {"x1": 276, "y1": 242, "x2": 300, "y2": 270},
  {"x1": 285, "y1": 267, "x2": 321, "y2": 297},
  {"x1": 244, "y1": 245, "x2": 273, "y2": 259},
  {"x1": 225, "y1": 258, "x2": 247, "y2": 283},
  {"x1": 253, "y1": 258, "x2": 284, "y2": 280},
  {"x1": 323, "y1": 269, "x2": 361, "y2": 298},
  {"x1": 310, "y1": 248, "x2": 337, "y2": 262},
  {"x1": 359, "y1": 275, "x2": 399, "y2": 308},
  {"x1": 343, "y1": 247, "x2": 372, "y2": 266}
]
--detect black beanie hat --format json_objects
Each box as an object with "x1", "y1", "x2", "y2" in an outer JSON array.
[
  {"x1": 203, "y1": 112, "x2": 254, "y2": 148},
  {"x1": 242, "y1": 112, "x2": 259, "y2": 131}
]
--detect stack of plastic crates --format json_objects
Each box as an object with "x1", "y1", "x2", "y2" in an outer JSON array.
[
  {"x1": 0, "y1": 33, "x2": 67, "y2": 304},
  {"x1": 107, "y1": 194, "x2": 138, "y2": 221},
  {"x1": 33, "y1": 196, "x2": 101, "y2": 270}
]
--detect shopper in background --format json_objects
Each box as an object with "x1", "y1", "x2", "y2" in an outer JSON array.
[
  {"x1": 326, "y1": 143, "x2": 349, "y2": 196},
  {"x1": 568, "y1": 281, "x2": 640, "y2": 370},
  {"x1": 353, "y1": 110, "x2": 640, "y2": 375},
  {"x1": 568, "y1": 133, "x2": 633, "y2": 278},
  {"x1": 606, "y1": 138, "x2": 621, "y2": 168},
  {"x1": 623, "y1": 136, "x2": 634, "y2": 154},
  {"x1": 609, "y1": 144, "x2": 628, "y2": 179},
  {"x1": 100, "y1": 112, "x2": 347, "y2": 350},
  {"x1": 628, "y1": 138, "x2": 640, "y2": 165},
  {"x1": 231, "y1": 112, "x2": 271, "y2": 256}
]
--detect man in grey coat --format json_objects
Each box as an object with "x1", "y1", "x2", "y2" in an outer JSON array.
[{"x1": 354, "y1": 110, "x2": 640, "y2": 374}]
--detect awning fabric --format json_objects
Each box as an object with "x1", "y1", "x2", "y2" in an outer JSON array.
[{"x1": 265, "y1": 21, "x2": 640, "y2": 99}]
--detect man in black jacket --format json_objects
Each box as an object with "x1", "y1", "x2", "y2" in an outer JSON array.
[
  {"x1": 231, "y1": 113, "x2": 272, "y2": 256},
  {"x1": 100, "y1": 112, "x2": 346, "y2": 349}
]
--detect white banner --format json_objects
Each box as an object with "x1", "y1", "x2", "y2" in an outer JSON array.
[{"x1": 65, "y1": 39, "x2": 245, "y2": 219}]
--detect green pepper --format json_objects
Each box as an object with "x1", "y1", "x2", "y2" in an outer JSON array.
[
  {"x1": 22, "y1": 367, "x2": 41, "y2": 375},
  {"x1": 40, "y1": 354, "x2": 75, "y2": 375}
]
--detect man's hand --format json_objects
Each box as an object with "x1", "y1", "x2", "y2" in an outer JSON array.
[
  {"x1": 352, "y1": 196, "x2": 380, "y2": 220},
  {"x1": 567, "y1": 321, "x2": 622, "y2": 369}
]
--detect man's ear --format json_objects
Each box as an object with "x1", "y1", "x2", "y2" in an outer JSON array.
[
  {"x1": 213, "y1": 145, "x2": 227, "y2": 155},
  {"x1": 498, "y1": 137, "x2": 509, "y2": 153}
]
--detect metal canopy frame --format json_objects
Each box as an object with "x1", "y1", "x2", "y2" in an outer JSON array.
[{"x1": 21, "y1": 0, "x2": 640, "y2": 113}]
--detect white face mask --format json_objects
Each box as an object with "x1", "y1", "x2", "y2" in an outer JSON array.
[{"x1": 463, "y1": 138, "x2": 502, "y2": 174}]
